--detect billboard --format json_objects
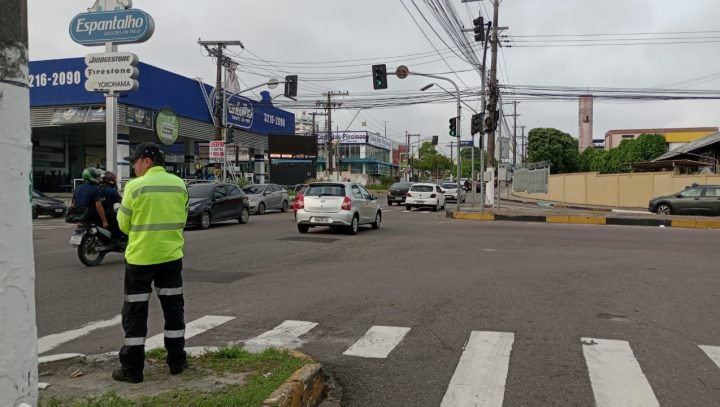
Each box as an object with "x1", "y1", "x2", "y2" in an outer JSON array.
[{"x1": 269, "y1": 135, "x2": 318, "y2": 159}]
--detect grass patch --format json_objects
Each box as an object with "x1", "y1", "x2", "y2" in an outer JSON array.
[
  {"x1": 43, "y1": 348, "x2": 310, "y2": 407},
  {"x1": 144, "y1": 348, "x2": 167, "y2": 361}
]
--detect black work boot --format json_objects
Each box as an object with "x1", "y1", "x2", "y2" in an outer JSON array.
[
  {"x1": 169, "y1": 360, "x2": 188, "y2": 375},
  {"x1": 112, "y1": 368, "x2": 143, "y2": 383}
]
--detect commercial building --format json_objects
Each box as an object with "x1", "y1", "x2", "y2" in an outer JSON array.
[
  {"x1": 604, "y1": 127, "x2": 718, "y2": 151},
  {"x1": 30, "y1": 58, "x2": 295, "y2": 191}
]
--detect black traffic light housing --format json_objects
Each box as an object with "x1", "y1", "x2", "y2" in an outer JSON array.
[
  {"x1": 471, "y1": 113, "x2": 483, "y2": 136},
  {"x1": 284, "y1": 75, "x2": 298, "y2": 98},
  {"x1": 449, "y1": 117, "x2": 458, "y2": 137},
  {"x1": 473, "y1": 14, "x2": 485, "y2": 42},
  {"x1": 432, "y1": 135, "x2": 439, "y2": 145},
  {"x1": 372, "y1": 64, "x2": 388, "y2": 90},
  {"x1": 484, "y1": 111, "x2": 500, "y2": 133}
]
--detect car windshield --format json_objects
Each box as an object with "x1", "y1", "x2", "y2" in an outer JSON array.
[
  {"x1": 242, "y1": 185, "x2": 265, "y2": 195},
  {"x1": 305, "y1": 185, "x2": 345, "y2": 197},
  {"x1": 390, "y1": 182, "x2": 413, "y2": 189},
  {"x1": 187, "y1": 184, "x2": 214, "y2": 199},
  {"x1": 441, "y1": 183, "x2": 457, "y2": 190},
  {"x1": 410, "y1": 185, "x2": 434, "y2": 192}
]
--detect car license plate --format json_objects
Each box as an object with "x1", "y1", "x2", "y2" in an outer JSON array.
[
  {"x1": 69, "y1": 233, "x2": 83, "y2": 245},
  {"x1": 312, "y1": 217, "x2": 331, "y2": 223},
  {"x1": 416, "y1": 200, "x2": 425, "y2": 204},
  {"x1": 55, "y1": 208, "x2": 63, "y2": 213}
]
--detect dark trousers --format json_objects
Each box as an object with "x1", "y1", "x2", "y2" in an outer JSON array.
[{"x1": 119, "y1": 258, "x2": 186, "y2": 377}]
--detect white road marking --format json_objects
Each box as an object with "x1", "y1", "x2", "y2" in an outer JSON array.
[
  {"x1": 38, "y1": 315, "x2": 122, "y2": 355},
  {"x1": 581, "y1": 337, "x2": 659, "y2": 407},
  {"x1": 699, "y1": 345, "x2": 720, "y2": 369},
  {"x1": 383, "y1": 210, "x2": 393, "y2": 213},
  {"x1": 343, "y1": 326, "x2": 411, "y2": 358},
  {"x1": 243, "y1": 320, "x2": 318, "y2": 353},
  {"x1": 612, "y1": 209, "x2": 650, "y2": 214},
  {"x1": 145, "y1": 315, "x2": 235, "y2": 350},
  {"x1": 38, "y1": 353, "x2": 85, "y2": 364},
  {"x1": 441, "y1": 331, "x2": 514, "y2": 407}
]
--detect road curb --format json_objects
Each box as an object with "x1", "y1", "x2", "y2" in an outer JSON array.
[
  {"x1": 263, "y1": 351, "x2": 328, "y2": 407},
  {"x1": 504, "y1": 197, "x2": 614, "y2": 212},
  {"x1": 448, "y1": 211, "x2": 720, "y2": 229}
]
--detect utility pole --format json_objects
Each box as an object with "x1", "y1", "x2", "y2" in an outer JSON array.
[
  {"x1": 486, "y1": 0, "x2": 500, "y2": 166},
  {"x1": 520, "y1": 125, "x2": 527, "y2": 162},
  {"x1": 198, "y1": 40, "x2": 244, "y2": 141},
  {"x1": 384, "y1": 121, "x2": 389, "y2": 138},
  {"x1": 447, "y1": 141, "x2": 457, "y2": 179},
  {"x1": 310, "y1": 112, "x2": 326, "y2": 136},
  {"x1": 1, "y1": 1, "x2": 38, "y2": 405},
  {"x1": 513, "y1": 101, "x2": 519, "y2": 165},
  {"x1": 317, "y1": 91, "x2": 348, "y2": 176}
]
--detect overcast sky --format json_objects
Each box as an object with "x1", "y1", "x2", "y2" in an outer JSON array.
[{"x1": 28, "y1": 0, "x2": 720, "y2": 153}]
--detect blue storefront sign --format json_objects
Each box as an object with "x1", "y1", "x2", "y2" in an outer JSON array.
[
  {"x1": 30, "y1": 58, "x2": 295, "y2": 136},
  {"x1": 69, "y1": 9, "x2": 155, "y2": 46},
  {"x1": 226, "y1": 95, "x2": 254, "y2": 129}
]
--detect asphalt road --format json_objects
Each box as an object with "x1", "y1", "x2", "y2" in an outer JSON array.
[{"x1": 32, "y1": 205, "x2": 720, "y2": 406}]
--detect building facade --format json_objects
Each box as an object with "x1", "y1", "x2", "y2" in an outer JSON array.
[
  {"x1": 313, "y1": 130, "x2": 403, "y2": 183},
  {"x1": 604, "y1": 127, "x2": 719, "y2": 151},
  {"x1": 30, "y1": 58, "x2": 295, "y2": 191}
]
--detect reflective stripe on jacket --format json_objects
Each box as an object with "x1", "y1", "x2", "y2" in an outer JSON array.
[{"x1": 118, "y1": 166, "x2": 188, "y2": 265}]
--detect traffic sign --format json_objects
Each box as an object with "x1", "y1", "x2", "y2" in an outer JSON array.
[
  {"x1": 209, "y1": 141, "x2": 225, "y2": 163},
  {"x1": 395, "y1": 65, "x2": 409, "y2": 79},
  {"x1": 460, "y1": 140, "x2": 474, "y2": 148}
]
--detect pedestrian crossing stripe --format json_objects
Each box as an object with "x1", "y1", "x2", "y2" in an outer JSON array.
[{"x1": 36, "y1": 319, "x2": 720, "y2": 405}]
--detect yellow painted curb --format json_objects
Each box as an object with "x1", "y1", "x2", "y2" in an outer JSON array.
[
  {"x1": 546, "y1": 215, "x2": 606, "y2": 225},
  {"x1": 672, "y1": 219, "x2": 720, "y2": 229},
  {"x1": 452, "y1": 212, "x2": 495, "y2": 221}
]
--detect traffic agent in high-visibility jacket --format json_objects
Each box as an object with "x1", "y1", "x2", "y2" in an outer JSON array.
[{"x1": 118, "y1": 166, "x2": 188, "y2": 265}]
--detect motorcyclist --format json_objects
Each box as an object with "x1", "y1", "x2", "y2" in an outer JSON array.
[
  {"x1": 99, "y1": 171, "x2": 124, "y2": 239},
  {"x1": 464, "y1": 179, "x2": 472, "y2": 192},
  {"x1": 70, "y1": 167, "x2": 106, "y2": 226}
]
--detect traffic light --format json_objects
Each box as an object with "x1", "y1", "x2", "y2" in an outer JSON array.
[
  {"x1": 449, "y1": 117, "x2": 458, "y2": 137},
  {"x1": 473, "y1": 14, "x2": 485, "y2": 42},
  {"x1": 372, "y1": 64, "x2": 388, "y2": 90},
  {"x1": 484, "y1": 111, "x2": 500, "y2": 133},
  {"x1": 471, "y1": 113, "x2": 483, "y2": 136},
  {"x1": 432, "y1": 135, "x2": 439, "y2": 145},
  {"x1": 284, "y1": 75, "x2": 298, "y2": 98}
]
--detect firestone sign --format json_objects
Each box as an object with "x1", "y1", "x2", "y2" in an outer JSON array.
[{"x1": 69, "y1": 9, "x2": 154, "y2": 46}]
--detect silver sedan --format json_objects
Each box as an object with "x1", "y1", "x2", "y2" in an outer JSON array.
[{"x1": 295, "y1": 182, "x2": 382, "y2": 235}]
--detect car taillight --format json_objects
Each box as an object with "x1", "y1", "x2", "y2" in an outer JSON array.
[
  {"x1": 430, "y1": 193, "x2": 437, "y2": 198},
  {"x1": 296, "y1": 195, "x2": 304, "y2": 209},
  {"x1": 407, "y1": 192, "x2": 413, "y2": 197},
  {"x1": 341, "y1": 196, "x2": 353, "y2": 210}
]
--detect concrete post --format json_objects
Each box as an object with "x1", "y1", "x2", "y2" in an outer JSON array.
[
  {"x1": 116, "y1": 128, "x2": 130, "y2": 182},
  {"x1": 0, "y1": 1, "x2": 39, "y2": 405}
]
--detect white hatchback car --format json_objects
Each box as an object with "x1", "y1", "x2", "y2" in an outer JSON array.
[
  {"x1": 405, "y1": 183, "x2": 446, "y2": 212},
  {"x1": 295, "y1": 182, "x2": 382, "y2": 235}
]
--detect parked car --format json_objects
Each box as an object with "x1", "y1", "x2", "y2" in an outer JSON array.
[
  {"x1": 291, "y1": 184, "x2": 309, "y2": 193},
  {"x1": 405, "y1": 183, "x2": 446, "y2": 212},
  {"x1": 32, "y1": 190, "x2": 67, "y2": 219},
  {"x1": 387, "y1": 182, "x2": 414, "y2": 206},
  {"x1": 242, "y1": 183, "x2": 290, "y2": 214},
  {"x1": 295, "y1": 182, "x2": 382, "y2": 235},
  {"x1": 649, "y1": 184, "x2": 720, "y2": 216},
  {"x1": 186, "y1": 183, "x2": 250, "y2": 229},
  {"x1": 440, "y1": 182, "x2": 466, "y2": 203}
]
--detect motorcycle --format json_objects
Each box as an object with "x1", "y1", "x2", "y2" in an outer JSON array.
[{"x1": 69, "y1": 223, "x2": 126, "y2": 266}]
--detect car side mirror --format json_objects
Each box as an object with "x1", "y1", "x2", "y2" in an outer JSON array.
[
  {"x1": 371, "y1": 195, "x2": 378, "y2": 200},
  {"x1": 675, "y1": 194, "x2": 683, "y2": 198},
  {"x1": 264, "y1": 191, "x2": 271, "y2": 195}
]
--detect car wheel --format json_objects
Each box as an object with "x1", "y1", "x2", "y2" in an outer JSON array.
[
  {"x1": 32, "y1": 206, "x2": 38, "y2": 219},
  {"x1": 257, "y1": 202, "x2": 266, "y2": 215},
  {"x1": 281, "y1": 201, "x2": 289, "y2": 213},
  {"x1": 433, "y1": 204, "x2": 438, "y2": 212},
  {"x1": 297, "y1": 224, "x2": 309, "y2": 234},
  {"x1": 656, "y1": 203, "x2": 673, "y2": 215},
  {"x1": 405, "y1": 205, "x2": 412, "y2": 211},
  {"x1": 238, "y1": 207, "x2": 250, "y2": 224},
  {"x1": 347, "y1": 215, "x2": 359, "y2": 235},
  {"x1": 372, "y1": 211, "x2": 382, "y2": 229},
  {"x1": 199, "y1": 211, "x2": 211, "y2": 230},
  {"x1": 387, "y1": 201, "x2": 393, "y2": 206}
]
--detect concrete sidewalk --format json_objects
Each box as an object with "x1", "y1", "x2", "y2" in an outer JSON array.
[{"x1": 447, "y1": 207, "x2": 720, "y2": 230}]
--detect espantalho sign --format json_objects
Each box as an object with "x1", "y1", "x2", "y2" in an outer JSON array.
[{"x1": 70, "y1": 8, "x2": 155, "y2": 46}]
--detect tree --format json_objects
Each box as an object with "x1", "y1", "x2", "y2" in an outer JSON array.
[
  {"x1": 415, "y1": 141, "x2": 452, "y2": 178},
  {"x1": 527, "y1": 128, "x2": 579, "y2": 174},
  {"x1": 578, "y1": 146, "x2": 601, "y2": 172},
  {"x1": 578, "y1": 133, "x2": 667, "y2": 173}
]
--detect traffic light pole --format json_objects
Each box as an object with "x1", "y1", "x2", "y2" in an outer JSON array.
[{"x1": 408, "y1": 71, "x2": 462, "y2": 212}]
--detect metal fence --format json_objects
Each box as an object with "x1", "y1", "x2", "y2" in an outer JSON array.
[{"x1": 512, "y1": 162, "x2": 550, "y2": 194}]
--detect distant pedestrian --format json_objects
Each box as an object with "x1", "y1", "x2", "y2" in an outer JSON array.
[{"x1": 113, "y1": 142, "x2": 189, "y2": 383}]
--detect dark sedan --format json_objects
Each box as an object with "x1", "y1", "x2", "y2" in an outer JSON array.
[
  {"x1": 387, "y1": 182, "x2": 414, "y2": 206},
  {"x1": 649, "y1": 184, "x2": 720, "y2": 216},
  {"x1": 186, "y1": 183, "x2": 250, "y2": 229},
  {"x1": 32, "y1": 190, "x2": 67, "y2": 219}
]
